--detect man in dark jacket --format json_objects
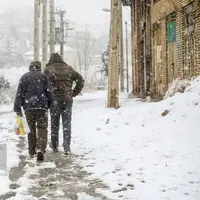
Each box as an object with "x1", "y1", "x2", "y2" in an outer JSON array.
[
  {"x1": 44, "y1": 53, "x2": 84, "y2": 155},
  {"x1": 14, "y1": 61, "x2": 53, "y2": 161}
]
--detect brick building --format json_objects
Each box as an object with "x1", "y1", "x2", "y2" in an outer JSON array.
[
  {"x1": 151, "y1": 0, "x2": 200, "y2": 97},
  {"x1": 123, "y1": 0, "x2": 152, "y2": 98},
  {"x1": 124, "y1": 0, "x2": 200, "y2": 98}
]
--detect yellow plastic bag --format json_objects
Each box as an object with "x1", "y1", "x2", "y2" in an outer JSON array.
[{"x1": 16, "y1": 116, "x2": 25, "y2": 136}]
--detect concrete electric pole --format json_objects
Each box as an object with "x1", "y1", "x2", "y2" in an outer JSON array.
[
  {"x1": 59, "y1": 10, "x2": 66, "y2": 59},
  {"x1": 107, "y1": 0, "x2": 120, "y2": 108},
  {"x1": 49, "y1": 0, "x2": 55, "y2": 55},
  {"x1": 42, "y1": 0, "x2": 48, "y2": 70},
  {"x1": 119, "y1": 1, "x2": 124, "y2": 92},
  {"x1": 55, "y1": 10, "x2": 73, "y2": 59},
  {"x1": 65, "y1": 21, "x2": 73, "y2": 39},
  {"x1": 125, "y1": 21, "x2": 129, "y2": 93},
  {"x1": 34, "y1": 0, "x2": 40, "y2": 61}
]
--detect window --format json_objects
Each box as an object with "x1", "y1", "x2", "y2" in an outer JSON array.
[
  {"x1": 154, "y1": 28, "x2": 161, "y2": 45},
  {"x1": 167, "y1": 21, "x2": 176, "y2": 43},
  {"x1": 153, "y1": 23, "x2": 161, "y2": 45},
  {"x1": 184, "y1": 3, "x2": 195, "y2": 28}
]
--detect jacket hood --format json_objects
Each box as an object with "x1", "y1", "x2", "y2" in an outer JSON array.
[
  {"x1": 46, "y1": 53, "x2": 67, "y2": 67},
  {"x1": 29, "y1": 61, "x2": 42, "y2": 71}
]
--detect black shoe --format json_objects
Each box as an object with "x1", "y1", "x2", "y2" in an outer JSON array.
[
  {"x1": 29, "y1": 150, "x2": 36, "y2": 158},
  {"x1": 50, "y1": 142, "x2": 58, "y2": 152},
  {"x1": 53, "y1": 146, "x2": 58, "y2": 152},
  {"x1": 64, "y1": 146, "x2": 71, "y2": 155},
  {"x1": 37, "y1": 151, "x2": 44, "y2": 162},
  {"x1": 64, "y1": 150, "x2": 71, "y2": 155},
  {"x1": 29, "y1": 154, "x2": 35, "y2": 158}
]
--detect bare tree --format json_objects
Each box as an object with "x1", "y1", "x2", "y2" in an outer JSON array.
[
  {"x1": 71, "y1": 29, "x2": 96, "y2": 81},
  {"x1": 0, "y1": 33, "x2": 26, "y2": 68}
]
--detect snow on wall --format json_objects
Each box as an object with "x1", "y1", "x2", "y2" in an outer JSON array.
[{"x1": 164, "y1": 78, "x2": 191, "y2": 99}]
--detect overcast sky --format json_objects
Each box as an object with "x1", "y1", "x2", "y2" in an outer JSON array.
[{"x1": 0, "y1": 0, "x2": 131, "y2": 35}]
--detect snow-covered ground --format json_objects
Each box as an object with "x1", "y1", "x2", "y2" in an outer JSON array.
[
  {"x1": 72, "y1": 77, "x2": 200, "y2": 200},
  {"x1": 0, "y1": 113, "x2": 20, "y2": 196},
  {"x1": 0, "y1": 77, "x2": 200, "y2": 200}
]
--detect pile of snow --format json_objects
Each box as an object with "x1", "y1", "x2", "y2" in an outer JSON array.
[
  {"x1": 78, "y1": 193, "x2": 100, "y2": 200},
  {"x1": 185, "y1": 76, "x2": 200, "y2": 93},
  {"x1": 71, "y1": 77, "x2": 200, "y2": 200},
  {"x1": 164, "y1": 78, "x2": 191, "y2": 99}
]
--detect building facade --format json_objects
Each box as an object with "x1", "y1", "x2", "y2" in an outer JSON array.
[
  {"x1": 124, "y1": 0, "x2": 200, "y2": 98},
  {"x1": 151, "y1": 0, "x2": 200, "y2": 97}
]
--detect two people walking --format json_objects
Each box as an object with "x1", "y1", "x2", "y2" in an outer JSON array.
[{"x1": 13, "y1": 53, "x2": 84, "y2": 161}]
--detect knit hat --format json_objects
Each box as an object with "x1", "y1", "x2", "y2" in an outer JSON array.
[{"x1": 29, "y1": 60, "x2": 42, "y2": 71}]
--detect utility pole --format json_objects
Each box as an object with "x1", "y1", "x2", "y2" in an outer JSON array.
[
  {"x1": 42, "y1": 0, "x2": 48, "y2": 70},
  {"x1": 119, "y1": 1, "x2": 124, "y2": 92},
  {"x1": 130, "y1": 2, "x2": 135, "y2": 95},
  {"x1": 125, "y1": 21, "x2": 129, "y2": 93},
  {"x1": 49, "y1": 0, "x2": 55, "y2": 55},
  {"x1": 34, "y1": 0, "x2": 40, "y2": 61},
  {"x1": 65, "y1": 21, "x2": 73, "y2": 42},
  {"x1": 107, "y1": 0, "x2": 120, "y2": 108},
  {"x1": 59, "y1": 10, "x2": 66, "y2": 59}
]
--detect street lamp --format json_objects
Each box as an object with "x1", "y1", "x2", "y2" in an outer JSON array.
[{"x1": 102, "y1": 8, "x2": 111, "y2": 12}]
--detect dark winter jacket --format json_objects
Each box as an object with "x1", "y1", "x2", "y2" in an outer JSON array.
[
  {"x1": 13, "y1": 61, "x2": 53, "y2": 113},
  {"x1": 44, "y1": 53, "x2": 84, "y2": 102}
]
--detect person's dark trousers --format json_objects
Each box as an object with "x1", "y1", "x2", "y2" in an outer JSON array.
[
  {"x1": 25, "y1": 109, "x2": 48, "y2": 155},
  {"x1": 50, "y1": 101, "x2": 72, "y2": 151}
]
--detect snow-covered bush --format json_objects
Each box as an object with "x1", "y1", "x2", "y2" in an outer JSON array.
[
  {"x1": 0, "y1": 66, "x2": 28, "y2": 105},
  {"x1": 0, "y1": 76, "x2": 12, "y2": 104},
  {"x1": 164, "y1": 78, "x2": 191, "y2": 99}
]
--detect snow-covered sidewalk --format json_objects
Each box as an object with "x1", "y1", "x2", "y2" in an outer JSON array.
[
  {"x1": 0, "y1": 113, "x2": 20, "y2": 197},
  {"x1": 0, "y1": 77, "x2": 200, "y2": 200},
  {"x1": 0, "y1": 112, "x2": 111, "y2": 200},
  {"x1": 72, "y1": 79, "x2": 200, "y2": 200}
]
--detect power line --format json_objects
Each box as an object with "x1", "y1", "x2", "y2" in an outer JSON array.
[
  {"x1": 69, "y1": 22, "x2": 110, "y2": 27},
  {"x1": 68, "y1": 22, "x2": 110, "y2": 31}
]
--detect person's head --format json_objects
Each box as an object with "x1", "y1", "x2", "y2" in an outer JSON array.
[
  {"x1": 29, "y1": 60, "x2": 41, "y2": 71},
  {"x1": 46, "y1": 53, "x2": 66, "y2": 67}
]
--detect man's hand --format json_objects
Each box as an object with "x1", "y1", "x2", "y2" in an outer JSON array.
[{"x1": 16, "y1": 112, "x2": 23, "y2": 117}]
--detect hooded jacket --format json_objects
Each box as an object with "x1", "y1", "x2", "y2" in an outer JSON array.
[
  {"x1": 13, "y1": 61, "x2": 53, "y2": 113},
  {"x1": 44, "y1": 53, "x2": 84, "y2": 102}
]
